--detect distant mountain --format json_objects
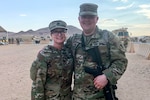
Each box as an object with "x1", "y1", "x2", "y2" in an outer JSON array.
[
  {"x1": 2, "y1": 25, "x2": 82, "y2": 38},
  {"x1": 67, "y1": 25, "x2": 82, "y2": 36}
]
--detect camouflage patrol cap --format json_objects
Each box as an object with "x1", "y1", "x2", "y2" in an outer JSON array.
[
  {"x1": 49, "y1": 20, "x2": 67, "y2": 32},
  {"x1": 79, "y1": 3, "x2": 98, "y2": 16}
]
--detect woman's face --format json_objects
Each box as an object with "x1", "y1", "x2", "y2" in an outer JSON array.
[{"x1": 51, "y1": 28, "x2": 67, "y2": 45}]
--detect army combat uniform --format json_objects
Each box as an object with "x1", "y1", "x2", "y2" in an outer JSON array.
[
  {"x1": 66, "y1": 26, "x2": 128, "y2": 100},
  {"x1": 30, "y1": 45, "x2": 73, "y2": 100}
]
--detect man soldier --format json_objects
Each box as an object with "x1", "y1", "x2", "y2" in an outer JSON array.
[{"x1": 66, "y1": 3, "x2": 128, "y2": 100}]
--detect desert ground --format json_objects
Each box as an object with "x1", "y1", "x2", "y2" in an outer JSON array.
[{"x1": 0, "y1": 44, "x2": 150, "y2": 100}]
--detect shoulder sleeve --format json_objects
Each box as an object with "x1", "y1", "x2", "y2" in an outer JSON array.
[
  {"x1": 30, "y1": 48, "x2": 47, "y2": 81},
  {"x1": 102, "y1": 30, "x2": 128, "y2": 85},
  {"x1": 30, "y1": 46, "x2": 49, "y2": 99}
]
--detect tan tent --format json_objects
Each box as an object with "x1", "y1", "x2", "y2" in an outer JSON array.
[
  {"x1": 0, "y1": 26, "x2": 7, "y2": 32},
  {"x1": 0, "y1": 26, "x2": 8, "y2": 44}
]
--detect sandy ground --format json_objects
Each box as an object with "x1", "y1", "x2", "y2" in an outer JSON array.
[{"x1": 0, "y1": 44, "x2": 150, "y2": 100}]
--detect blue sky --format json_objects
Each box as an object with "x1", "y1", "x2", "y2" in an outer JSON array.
[{"x1": 0, "y1": 0, "x2": 150, "y2": 36}]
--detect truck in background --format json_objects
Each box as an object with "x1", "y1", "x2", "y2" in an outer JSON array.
[{"x1": 112, "y1": 27, "x2": 130, "y2": 48}]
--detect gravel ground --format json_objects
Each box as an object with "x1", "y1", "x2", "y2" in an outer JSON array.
[{"x1": 0, "y1": 44, "x2": 149, "y2": 100}]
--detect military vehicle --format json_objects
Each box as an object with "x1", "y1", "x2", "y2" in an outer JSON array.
[
  {"x1": 139, "y1": 36, "x2": 150, "y2": 43},
  {"x1": 32, "y1": 36, "x2": 41, "y2": 44},
  {"x1": 112, "y1": 28, "x2": 130, "y2": 48}
]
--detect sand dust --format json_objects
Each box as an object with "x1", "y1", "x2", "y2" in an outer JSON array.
[{"x1": 0, "y1": 44, "x2": 150, "y2": 100}]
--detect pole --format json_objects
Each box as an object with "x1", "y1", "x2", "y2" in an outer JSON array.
[{"x1": 6, "y1": 31, "x2": 8, "y2": 44}]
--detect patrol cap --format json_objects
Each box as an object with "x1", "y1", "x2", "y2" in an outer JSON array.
[
  {"x1": 79, "y1": 3, "x2": 98, "y2": 16},
  {"x1": 49, "y1": 20, "x2": 67, "y2": 32}
]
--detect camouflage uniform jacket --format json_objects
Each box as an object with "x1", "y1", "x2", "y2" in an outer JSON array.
[
  {"x1": 66, "y1": 26, "x2": 128, "y2": 100},
  {"x1": 30, "y1": 45, "x2": 73, "y2": 100}
]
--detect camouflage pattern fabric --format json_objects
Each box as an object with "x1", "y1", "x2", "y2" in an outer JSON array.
[
  {"x1": 30, "y1": 45, "x2": 73, "y2": 100},
  {"x1": 66, "y1": 26, "x2": 128, "y2": 100},
  {"x1": 123, "y1": 38, "x2": 130, "y2": 49}
]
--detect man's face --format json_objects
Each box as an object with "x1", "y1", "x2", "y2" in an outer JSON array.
[{"x1": 78, "y1": 15, "x2": 98, "y2": 35}]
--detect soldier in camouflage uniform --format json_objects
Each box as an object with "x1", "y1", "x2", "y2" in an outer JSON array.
[
  {"x1": 66, "y1": 3, "x2": 128, "y2": 100},
  {"x1": 30, "y1": 20, "x2": 73, "y2": 100}
]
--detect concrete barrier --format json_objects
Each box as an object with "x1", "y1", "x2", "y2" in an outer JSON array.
[
  {"x1": 127, "y1": 42, "x2": 150, "y2": 60},
  {"x1": 137, "y1": 43, "x2": 150, "y2": 60},
  {"x1": 127, "y1": 42, "x2": 135, "y2": 53}
]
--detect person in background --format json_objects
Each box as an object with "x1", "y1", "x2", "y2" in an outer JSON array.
[
  {"x1": 66, "y1": 3, "x2": 128, "y2": 100},
  {"x1": 30, "y1": 20, "x2": 73, "y2": 100}
]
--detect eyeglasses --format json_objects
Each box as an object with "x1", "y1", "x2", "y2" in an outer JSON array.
[{"x1": 51, "y1": 29, "x2": 67, "y2": 35}]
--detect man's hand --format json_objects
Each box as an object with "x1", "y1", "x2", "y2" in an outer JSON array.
[{"x1": 94, "y1": 74, "x2": 108, "y2": 89}]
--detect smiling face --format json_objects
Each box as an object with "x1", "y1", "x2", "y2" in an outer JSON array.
[
  {"x1": 78, "y1": 15, "x2": 98, "y2": 35},
  {"x1": 51, "y1": 28, "x2": 67, "y2": 45}
]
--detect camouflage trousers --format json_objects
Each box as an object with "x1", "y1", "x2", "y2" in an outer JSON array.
[
  {"x1": 72, "y1": 97, "x2": 105, "y2": 100},
  {"x1": 31, "y1": 92, "x2": 72, "y2": 100},
  {"x1": 72, "y1": 89, "x2": 106, "y2": 100},
  {"x1": 31, "y1": 82, "x2": 72, "y2": 100}
]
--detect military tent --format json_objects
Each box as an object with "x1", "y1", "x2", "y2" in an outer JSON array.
[
  {"x1": 0, "y1": 26, "x2": 8, "y2": 44},
  {"x1": 0, "y1": 26, "x2": 7, "y2": 32}
]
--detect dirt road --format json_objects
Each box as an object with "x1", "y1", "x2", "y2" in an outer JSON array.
[{"x1": 0, "y1": 44, "x2": 149, "y2": 100}]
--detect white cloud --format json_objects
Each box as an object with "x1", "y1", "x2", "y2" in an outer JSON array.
[
  {"x1": 137, "y1": 4, "x2": 150, "y2": 19},
  {"x1": 19, "y1": 14, "x2": 27, "y2": 17},
  {"x1": 101, "y1": 18, "x2": 116, "y2": 23},
  {"x1": 139, "y1": 4, "x2": 150, "y2": 9},
  {"x1": 115, "y1": 2, "x2": 134, "y2": 10},
  {"x1": 113, "y1": 0, "x2": 128, "y2": 3},
  {"x1": 98, "y1": 18, "x2": 121, "y2": 30},
  {"x1": 132, "y1": 23, "x2": 150, "y2": 28}
]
